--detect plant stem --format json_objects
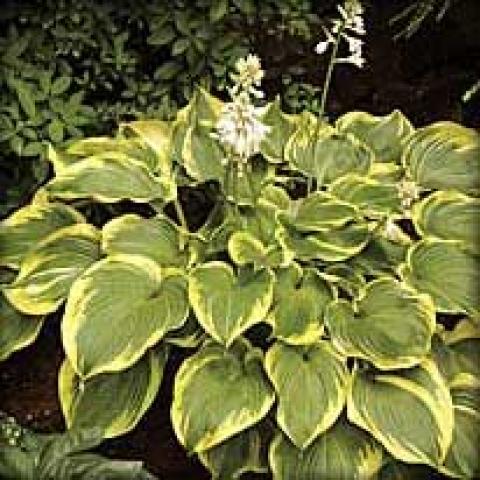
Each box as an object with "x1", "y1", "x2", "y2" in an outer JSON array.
[
  {"x1": 319, "y1": 26, "x2": 344, "y2": 121},
  {"x1": 174, "y1": 197, "x2": 188, "y2": 231}
]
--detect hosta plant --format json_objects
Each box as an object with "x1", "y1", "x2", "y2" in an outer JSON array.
[{"x1": 1, "y1": 49, "x2": 479, "y2": 479}]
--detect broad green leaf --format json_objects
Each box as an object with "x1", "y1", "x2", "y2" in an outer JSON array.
[
  {"x1": 442, "y1": 386, "x2": 480, "y2": 478},
  {"x1": 62, "y1": 255, "x2": 189, "y2": 378},
  {"x1": 347, "y1": 360, "x2": 454, "y2": 467},
  {"x1": 198, "y1": 425, "x2": 269, "y2": 480},
  {"x1": 269, "y1": 420, "x2": 383, "y2": 480},
  {"x1": 46, "y1": 154, "x2": 175, "y2": 203},
  {"x1": 260, "y1": 99, "x2": 297, "y2": 163},
  {"x1": 0, "y1": 197, "x2": 84, "y2": 268},
  {"x1": 336, "y1": 110, "x2": 414, "y2": 163},
  {"x1": 181, "y1": 125, "x2": 224, "y2": 182},
  {"x1": 59, "y1": 348, "x2": 166, "y2": 439},
  {"x1": 120, "y1": 120, "x2": 173, "y2": 175},
  {"x1": 102, "y1": 214, "x2": 190, "y2": 268},
  {"x1": 323, "y1": 264, "x2": 367, "y2": 298},
  {"x1": 188, "y1": 262, "x2": 274, "y2": 346},
  {"x1": 0, "y1": 292, "x2": 44, "y2": 361},
  {"x1": 65, "y1": 137, "x2": 158, "y2": 172},
  {"x1": 326, "y1": 278, "x2": 436, "y2": 370},
  {"x1": 400, "y1": 240, "x2": 480, "y2": 317},
  {"x1": 402, "y1": 122, "x2": 480, "y2": 195},
  {"x1": 413, "y1": 191, "x2": 480, "y2": 255},
  {"x1": 267, "y1": 265, "x2": 333, "y2": 344},
  {"x1": 4, "y1": 224, "x2": 100, "y2": 315},
  {"x1": 279, "y1": 191, "x2": 359, "y2": 231},
  {"x1": 368, "y1": 161, "x2": 404, "y2": 182},
  {"x1": 171, "y1": 340, "x2": 275, "y2": 452},
  {"x1": 349, "y1": 233, "x2": 408, "y2": 277},
  {"x1": 285, "y1": 119, "x2": 372, "y2": 186},
  {"x1": 14, "y1": 80, "x2": 36, "y2": 118},
  {"x1": 265, "y1": 341, "x2": 348, "y2": 449},
  {"x1": 329, "y1": 174, "x2": 402, "y2": 217},
  {"x1": 278, "y1": 222, "x2": 370, "y2": 262},
  {"x1": 209, "y1": 0, "x2": 229, "y2": 22},
  {"x1": 433, "y1": 319, "x2": 480, "y2": 383},
  {"x1": 227, "y1": 230, "x2": 286, "y2": 269},
  {"x1": 378, "y1": 459, "x2": 441, "y2": 479}
]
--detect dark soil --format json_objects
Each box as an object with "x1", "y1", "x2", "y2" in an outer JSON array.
[{"x1": 1, "y1": 0, "x2": 479, "y2": 478}]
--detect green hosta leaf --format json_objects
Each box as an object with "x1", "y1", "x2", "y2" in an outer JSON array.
[
  {"x1": 120, "y1": 120, "x2": 173, "y2": 176},
  {"x1": 102, "y1": 214, "x2": 190, "y2": 268},
  {"x1": 285, "y1": 121, "x2": 372, "y2": 186},
  {"x1": 442, "y1": 386, "x2": 480, "y2": 478},
  {"x1": 400, "y1": 240, "x2": 480, "y2": 317},
  {"x1": 46, "y1": 154, "x2": 175, "y2": 203},
  {"x1": 267, "y1": 264, "x2": 333, "y2": 344},
  {"x1": 350, "y1": 233, "x2": 408, "y2": 277},
  {"x1": 402, "y1": 121, "x2": 480, "y2": 195},
  {"x1": 59, "y1": 348, "x2": 166, "y2": 439},
  {"x1": 269, "y1": 420, "x2": 383, "y2": 480},
  {"x1": 0, "y1": 196, "x2": 84, "y2": 268},
  {"x1": 326, "y1": 278, "x2": 436, "y2": 370},
  {"x1": 65, "y1": 137, "x2": 158, "y2": 173},
  {"x1": 413, "y1": 191, "x2": 480, "y2": 255},
  {"x1": 181, "y1": 125, "x2": 224, "y2": 182},
  {"x1": 336, "y1": 110, "x2": 414, "y2": 163},
  {"x1": 433, "y1": 319, "x2": 480, "y2": 383},
  {"x1": 62, "y1": 255, "x2": 189, "y2": 378},
  {"x1": 0, "y1": 292, "x2": 44, "y2": 361},
  {"x1": 188, "y1": 262, "x2": 274, "y2": 346},
  {"x1": 329, "y1": 174, "x2": 402, "y2": 217},
  {"x1": 278, "y1": 222, "x2": 370, "y2": 262},
  {"x1": 265, "y1": 341, "x2": 348, "y2": 449},
  {"x1": 369, "y1": 162, "x2": 404, "y2": 182},
  {"x1": 171, "y1": 340, "x2": 275, "y2": 452},
  {"x1": 378, "y1": 460, "x2": 440, "y2": 479},
  {"x1": 260, "y1": 99, "x2": 297, "y2": 163},
  {"x1": 280, "y1": 191, "x2": 358, "y2": 232},
  {"x1": 347, "y1": 360, "x2": 454, "y2": 467},
  {"x1": 4, "y1": 225, "x2": 100, "y2": 315},
  {"x1": 227, "y1": 231, "x2": 286, "y2": 269},
  {"x1": 198, "y1": 424, "x2": 269, "y2": 480}
]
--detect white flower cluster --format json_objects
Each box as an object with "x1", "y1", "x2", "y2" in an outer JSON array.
[
  {"x1": 315, "y1": 0, "x2": 366, "y2": 68},
  {"x1": 214, "y1": 54, "x2": 270, "y2": 177}
]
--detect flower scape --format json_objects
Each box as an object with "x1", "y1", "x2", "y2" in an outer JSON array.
[{"x1": 0, "y1": 1, "x2": 479, "y2": 479}]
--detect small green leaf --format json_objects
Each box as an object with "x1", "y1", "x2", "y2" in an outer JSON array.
[
  {"x1": 48, "y1": 118, "x2": 65, "y2": 143},
  {"x1": 51, "y1": 76, "x2": 72, "y2": 96},
  {"x1": 209, "y1": 0, "x2": 229, "y2": 22}
]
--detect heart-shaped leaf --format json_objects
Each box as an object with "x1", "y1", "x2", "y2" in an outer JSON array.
[
  {"x1": 102, "y1": 214, "x2": 190, "y2": 267},
  {"x1": 188, "y1": 262, "x2": 274, "y2": 346},
  {"x1": 5, "y1": 224, "x2": 100, "y2": 315},
  {"x1": 326, "y1": 278, "x2": 436, "y2": 370},
  {"x1": 400, "y1": 240, "x2": 480, "y2": 317},
  {"x1": 413, "y1": 191, "x2": 479, "y2": 255},
  {"x1": 336, "y1": 110, "x2": 413, "y2": 163},
  {"x1": 0, "y1": 197, "x2": 84, "y2": 268},
  {"x1": 269, "y1": 420, "x2": 383, "y2": 479},
  {"x1": 59, "y1": 348, "x2": 167, "y2": 439},
  {"x1": 267, "y1": 264, "x2": 333, "y2": 344},
  {"x1": 402, "y1": 122, "x2": 480, "y2": 195},
  {"x1": 265, "y1": 341, "x2": 348, "y2": 449},
  {"x1": 0, "y1": 292, "x2": 44, "y2": 362},
  {"x1": 347, "y1": 360, "x2": 454, "y2": 467},
  {"x1": 171, "y1": 340, "x2": 275, "y2": 452},
  {"x1": 62, "y1": 255, "x2": 189, "y2": 378}
]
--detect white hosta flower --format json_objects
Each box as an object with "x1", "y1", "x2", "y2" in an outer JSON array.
[
  {"x1": 216, "y1": 96, "x2": 270, "y2": 162},
  {"x1": 315, "y1": 0, "x2": 366, "y2": 69},
  {"x1": 230, "y1": 53, "x2": 265, "y2": 99}
]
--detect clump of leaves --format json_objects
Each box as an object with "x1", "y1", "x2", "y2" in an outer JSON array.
[{"x1": 1, "y1": 69, "x2": 479, "y2": 478}]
